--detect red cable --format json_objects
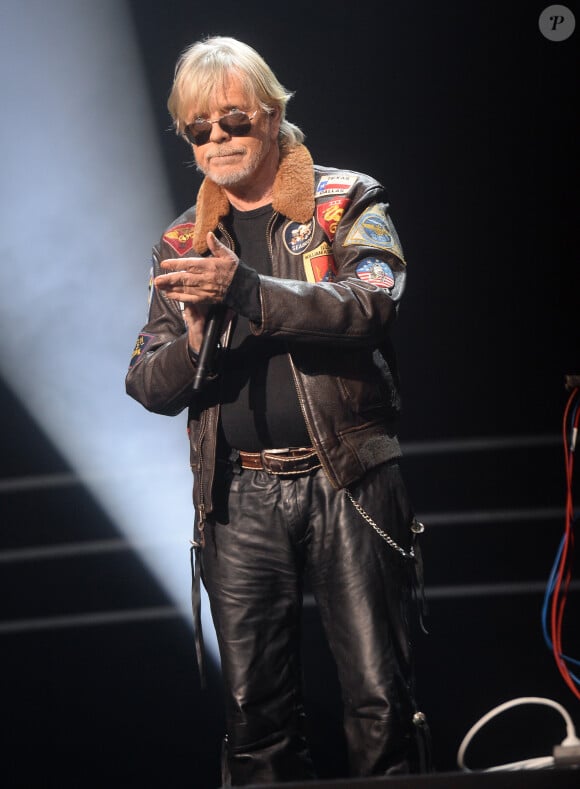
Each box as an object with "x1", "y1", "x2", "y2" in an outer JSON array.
[
  {"x1": 551, "y1": 388, "x2": 580, "y2": 700},
  {"x1": 550, "y1": 393, "x2": 573, "y2": 692}
]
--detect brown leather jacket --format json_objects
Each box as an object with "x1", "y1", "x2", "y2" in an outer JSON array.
[{"x1": 126, "y1": 144, "x2": 407, "y2": 522}]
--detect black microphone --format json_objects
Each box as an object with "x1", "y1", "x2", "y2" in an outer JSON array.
[{"x1": 192, "y1": 305, "x2": 227, "y2": 391}]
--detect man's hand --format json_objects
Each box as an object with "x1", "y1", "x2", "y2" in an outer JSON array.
[{"x1": 155, "y1": 231, "x2": 238, "y2": 305}]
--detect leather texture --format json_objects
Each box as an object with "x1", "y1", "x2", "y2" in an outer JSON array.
[
  {"x1": 237, "y1": 448, "x2": 321, "y2": 474},
  {"x1": 201, "y1": 460, "x2": 420, "y2": 785},
  {"x1": 126, "y1": 146, "x2": 406, "y2": 516}
]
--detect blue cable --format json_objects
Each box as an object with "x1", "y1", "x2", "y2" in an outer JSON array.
[
  {"x1": 541, "y1": 532, "x2": 580, "y2": 672},
  {"x1": 541, "y1": 535, "x2": 563, "y2": 650},
  {"x1": 541, "y1": 407, "x2": 580, "y2": 686}
]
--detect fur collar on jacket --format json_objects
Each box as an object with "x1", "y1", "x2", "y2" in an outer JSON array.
[{"x1": 191, "y1": 144, "x2": 315, "y2": 253}]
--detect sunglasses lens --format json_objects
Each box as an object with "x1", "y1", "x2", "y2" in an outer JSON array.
[
  {"x1": 185, "y1": 120, "x2": 211, "y2": 146},
  {"x1": 184, "y1": 111, "x2": 254, "y2": 145},
  {"x1": 220, "y1": 112, "x2": 251, "y2": 136}
]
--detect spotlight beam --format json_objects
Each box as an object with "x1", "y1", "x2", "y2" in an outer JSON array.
[{"x1": 0, "y1": 0, "x2": 218, "y2": 660}]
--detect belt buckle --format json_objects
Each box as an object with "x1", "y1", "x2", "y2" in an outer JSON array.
[{"x1": 261, "y1": 447, "x2": 290, "y2": 460}]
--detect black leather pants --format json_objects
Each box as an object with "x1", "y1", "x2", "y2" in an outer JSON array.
[{"x1": 201, "y1": 459, "x2": 420, "y2": 786}]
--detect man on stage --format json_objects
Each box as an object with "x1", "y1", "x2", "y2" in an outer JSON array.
[{"x1": 127, "y1": 35, "x2": 427, "y2": 786}]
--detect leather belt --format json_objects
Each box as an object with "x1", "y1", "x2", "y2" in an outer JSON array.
[{"x1": 237, "y1": 447, "x2": 321, "y2": 475}]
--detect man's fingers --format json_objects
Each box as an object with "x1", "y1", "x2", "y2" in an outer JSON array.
[
  {"x1": 155, "y1": 238, "x2": 237, "y2": 303},
  {"x1": 154, "y1": 271, "x2": 188, "y2": 289},
  {"x1": 160, "y1": 258, "x2": 200, "y2": 272}
]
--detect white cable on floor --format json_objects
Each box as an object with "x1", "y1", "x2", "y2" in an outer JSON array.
[{"x1": 457, "y1": 696, "x2": 579, "y2": 772}]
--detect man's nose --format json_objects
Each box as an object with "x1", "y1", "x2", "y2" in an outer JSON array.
[{"x1": 208, "y1": 119, "x2": 229, "y2": 143}]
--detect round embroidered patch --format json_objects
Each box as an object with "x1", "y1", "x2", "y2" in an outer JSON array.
[
  {"x1": 355, "y1": 258, "x2": 395, "y2": 289},
  {"x1": 283, "y1": 219, "x2": 314, "y2": 254}
]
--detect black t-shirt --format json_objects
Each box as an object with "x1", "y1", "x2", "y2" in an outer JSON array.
[{"x1": 219, "y1": 204, "x2": 311, "y2": 452}]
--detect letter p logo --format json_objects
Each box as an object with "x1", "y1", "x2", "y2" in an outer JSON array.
[{"x1": 539, "y1": 5, "x2": 576, "y2": 41}]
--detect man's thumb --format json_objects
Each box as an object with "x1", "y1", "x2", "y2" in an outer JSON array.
[{"x1": 207, "y1": 231, "x2": 227, "y2": 256}]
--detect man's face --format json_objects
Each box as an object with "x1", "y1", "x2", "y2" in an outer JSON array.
[{"x1": 188, "y1": 75, "x2": 280, "y2": 190}]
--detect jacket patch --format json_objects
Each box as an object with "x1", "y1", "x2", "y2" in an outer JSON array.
[
  {"x1": 130, "y1": 332, "x2": 155, "y2": 367},
  {"x1": 283, "y1": 219, "x2": 315, "y2": 254},
  {"x1": 343, "y1": 205, "x2": 401, "y2": 256},
  {"x1": 355, "y1": 258, "x2": 394, "y2": 290},
  {"x1": 316, "y1": 198, "x2": 350, "y2": 241},
  {"x1": 163, "y1": 223, "x2": 196, "y2": 255},
  {"x1": 315, "y1": 173, "x2": 358, "y2": 198},
  {"x1": 303, "y1": 242, "x2": 337, "y2": 282}
]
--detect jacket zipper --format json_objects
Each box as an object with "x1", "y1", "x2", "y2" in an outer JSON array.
[
  {"x1": 195, "y1": 221, "x2": 235, "y2": 525},
  {"x1": 266, "y1": 213, "x2": 338, "y2": 487},
  {"x1": 288, "y1": 357, "x2": 337, "y2": 486},
  {"x1": 195, "y1": 408, "x2": 208, "y2": 546},
  {"x1": 218, "y1": 221, "x2": 235, "y2": 254}
]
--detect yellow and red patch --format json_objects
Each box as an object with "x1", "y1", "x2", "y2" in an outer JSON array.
[
  {"x1": 316, "y1": 198, "x2": 350, "y2": 241},
  {"x1": 302, "y1": 242, "x2": 337, "y2": 283},
  {"x1": 163, "y1": 223, "x2": 196, "y2": 255}
]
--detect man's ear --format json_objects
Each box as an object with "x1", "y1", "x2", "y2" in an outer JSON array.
[{"x1": 269, "y1": 106, "x2": 282, "y2": 140}]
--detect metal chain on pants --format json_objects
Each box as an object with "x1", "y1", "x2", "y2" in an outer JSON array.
[{"x1": 344, "y1": 489, "x2": 420, "y2": 560}]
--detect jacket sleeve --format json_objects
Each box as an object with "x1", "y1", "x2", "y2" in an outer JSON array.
[
  {"x1": 251, "y1": 183, "x2": 406, "y2": 346},
  {"x1": 125, "y1": 247, "x2": 196, "y2": 415}
]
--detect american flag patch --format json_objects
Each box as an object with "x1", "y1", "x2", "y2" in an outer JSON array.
[{"x1": 355, "y1": 259, "x2": 395, "y2": 289}]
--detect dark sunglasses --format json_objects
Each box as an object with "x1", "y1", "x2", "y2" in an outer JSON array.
[{"x1": 183, "y1": 109, "x2": 259, "y2": 146}]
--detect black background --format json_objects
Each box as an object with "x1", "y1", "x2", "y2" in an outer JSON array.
[{"x1": 2, "y1": 1, "x2": 579, "y2": 787}]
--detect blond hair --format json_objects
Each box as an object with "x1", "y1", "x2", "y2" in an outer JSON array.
[{"x1": 167, "y1": 36, "x2": 304, "y2": 151}]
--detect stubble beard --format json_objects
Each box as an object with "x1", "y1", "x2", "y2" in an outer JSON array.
[{"x1": 196, "y1": 140, "x2": 267, "y2": 187}]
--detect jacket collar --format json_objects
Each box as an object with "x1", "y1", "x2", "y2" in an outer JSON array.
[{"x1": 191, "y1": 144, "x2": 315, "y2": 253}]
